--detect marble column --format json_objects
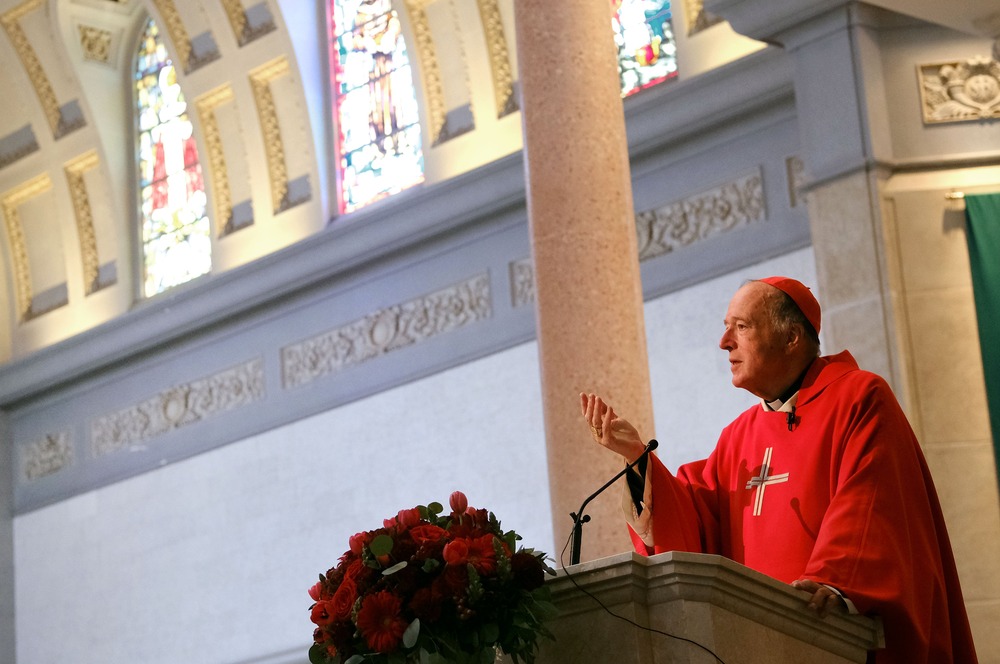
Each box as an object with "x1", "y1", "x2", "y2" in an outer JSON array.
[{"x1": 513, "y1": 1, "x2": 655, "y2": 562}]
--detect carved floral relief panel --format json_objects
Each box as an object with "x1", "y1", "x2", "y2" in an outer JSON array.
[
  {"x1": 919, "y1": 56, "x2": 1000, "y2": 123},
  {"x1": 90, "y1": 358, "x2": 266, "y2": 456},
  {"x1": 282, "y1": 274, "x2": 492, "y2": 388}
]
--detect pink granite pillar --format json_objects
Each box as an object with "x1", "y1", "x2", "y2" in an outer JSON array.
[{"x1": 514, "y1": 0, "x2": 655, "y2": 562}]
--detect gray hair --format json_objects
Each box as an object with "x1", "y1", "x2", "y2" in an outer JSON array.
[{"x1": 749, "y1": 280, "x2": 821, "y2": 355}]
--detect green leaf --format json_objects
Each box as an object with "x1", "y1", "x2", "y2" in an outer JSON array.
[
  {"x1": 466, "y1": 564, "x2": 483, "y2": 603},
  {"x1": 403, "y1": 618, "x2": 421, "y2": 648},
  {"x1": 427, "y1": 501, "x2": 444, "y2": 516},
  {"x1": 480, "y1": 621, "x2": 500, "y2": 644},
  {"x1": 344, "y1": 656, "x2": 366, "y2": 664},
  {"x1": 369, "y1": 533, "x2": 394, "y2": 557},
  {"x1": 308, "y1": 644, "x2": 330, "y2": 664}
]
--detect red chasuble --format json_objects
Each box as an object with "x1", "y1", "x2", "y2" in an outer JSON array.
[{"x1": 627, "y1": 351, "x2": 978, "y2": 664}]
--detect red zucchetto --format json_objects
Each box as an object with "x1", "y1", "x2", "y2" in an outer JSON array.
[{"x1": 758, "y1": 276, "x2": 821, "y2": 335}]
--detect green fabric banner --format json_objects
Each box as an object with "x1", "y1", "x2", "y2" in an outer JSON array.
[{"x1": 965, "y1": 193, "x2": 1000, "y2": 483}]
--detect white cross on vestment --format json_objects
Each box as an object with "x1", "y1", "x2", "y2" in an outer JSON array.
[{"x1": 745, "y1": 447, "x2": 789, "y2": 516}]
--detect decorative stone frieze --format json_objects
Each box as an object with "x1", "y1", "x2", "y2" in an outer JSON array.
[
  {"x1": 636, "y1": 167, "x2": 765, "y2": 261},
  {"x1": 281, "y1": 274, "x2": 492, "y2": 388},
  {"x1": 509, "y1": 258, "x2": 534, "y2": 308},
  {"x1": 21, "y1": 432, "x2": 74, "y2": 481},
  {"x1": 90, "y1": 359, "x2": 265, "y2": 456},
  {"x1": 919, "y1": 56, "x2": 1000, "y2": 123}
]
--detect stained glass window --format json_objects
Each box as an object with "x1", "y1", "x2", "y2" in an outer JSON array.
[
  {"x1": 613, "y1": 0, "x2": 678, "y2": 97},
  {"x1": 135, "y1": 18, "x2": 211, "y2": 298},
  {"x1": 330, "y1": 0, "x2": 424, "y2": 214}
]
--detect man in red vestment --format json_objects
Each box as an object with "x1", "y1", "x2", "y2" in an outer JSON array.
[{"x1": 582, "y1": 276, "x2": 978, "y2": 664}]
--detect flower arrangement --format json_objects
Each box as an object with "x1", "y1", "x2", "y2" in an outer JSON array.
[{"x1": 309, "y1": 491, "x2": 557, "y2": 664}]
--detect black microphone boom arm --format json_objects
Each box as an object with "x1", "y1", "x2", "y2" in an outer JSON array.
[{"x1": 569, "y1": 439, "x2": 658, "y2": 566}]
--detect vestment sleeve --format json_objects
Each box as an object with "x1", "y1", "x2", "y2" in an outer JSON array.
[{"x1": 623, "y1": 451, "x2": 721, "y2": 556}]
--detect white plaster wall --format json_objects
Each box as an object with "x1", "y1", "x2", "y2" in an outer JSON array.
[
  {"x1": 12, "y1": 249, "x2": 816, "y2": 664},
  {"x1": 13, "y1": 342, "x2": 551, "y2": 664}
]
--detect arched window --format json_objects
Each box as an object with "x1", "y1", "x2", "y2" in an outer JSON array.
[
  {"x1": 135, "y1": 18, "x2": 211, "y2": 298},
  {"x1": 613, "y1": 0, "x2": 678, "y2": 97},
  {"x1": 329, "y1": 0, "x2": 424, "y2": 214}
]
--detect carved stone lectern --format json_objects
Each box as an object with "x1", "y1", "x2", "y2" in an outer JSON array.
[{"x1": 534, "y1": 551, "x2": 884, "y2": 664}]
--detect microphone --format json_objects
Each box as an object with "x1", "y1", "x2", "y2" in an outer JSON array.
[{"x1": 569, "y1": 439, "x2": 658, "y2": 566}]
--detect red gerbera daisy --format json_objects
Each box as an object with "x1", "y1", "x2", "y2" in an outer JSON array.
[{"x1": 356, "y1": 590, "x2": 408, "y2": 653}]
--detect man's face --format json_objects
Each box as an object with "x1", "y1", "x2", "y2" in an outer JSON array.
[{"x1": 718, "y1": 282, "x2": 791, "y2": 400}]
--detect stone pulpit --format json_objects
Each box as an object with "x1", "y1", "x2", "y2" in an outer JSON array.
[{"x1": 535, "y1": 551, "x2": 883, "y2": 663}]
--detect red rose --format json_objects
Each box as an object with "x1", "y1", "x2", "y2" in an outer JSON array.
[
  {"x1": 308, "y1": 581, "x2": 323, "y2": 602},
  {"x1": 330, "y1": 576, "x2": 357, "y2": 621},
  {"x1": 345, "y1": 558, "x2": 370, "y2": 583},
  {"x1": 349, "y1": 531, "x2": 371, "y2": 555},
  {"x1": 409, "y1": 524, "x2": 448, "y2": 545},
  {"x1": 449, "y1": 507, "x2": 492, "y2": 538},
  {"x1": 395, "y1": 507, "x2": 421, "y2": 530},
  {"x1": 443, "y1": 539, "x2": 470, "y2": 566},
  {"x1": 467, "y1": 534, "x2": 498, "y2": 575},
  {"x1": 449, "y1": 491, "x2": 469, "y2": 514},
  {"x1": 310, "y1": 600, "x2": 336, "y2": 628},
  {"x1": 356, "y1": 590, "x2": 408, "y2": 653}
]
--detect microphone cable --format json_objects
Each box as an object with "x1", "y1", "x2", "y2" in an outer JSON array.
[{"x1": 555, "y1": 486, "x2": 728, "y2": 663}]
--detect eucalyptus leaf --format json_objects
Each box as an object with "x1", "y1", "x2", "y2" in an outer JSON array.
[
  {"x1": 403, "y1": 618, "x2": 421, "y2": 648},
  {"x1": 344, "y1": 656, "x2": 366, "y2": 664},
  {"x1": 382, "y1": 560, "x2": 408, "y2": 576},
  {"x1": 369, "y1": 533, "x2": 394, "y2": 557},
  {"x1": 308, "y1": 643, "x2": 330, "y2": 664}
]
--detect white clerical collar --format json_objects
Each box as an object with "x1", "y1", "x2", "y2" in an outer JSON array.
[{"x1": 762, "y1": 391, "x2": 800, "y2": 413}]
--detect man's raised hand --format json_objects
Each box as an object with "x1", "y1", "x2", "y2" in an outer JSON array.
[{"x1": 580, "y1": 393, "x2": 646, "y2": 463}]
